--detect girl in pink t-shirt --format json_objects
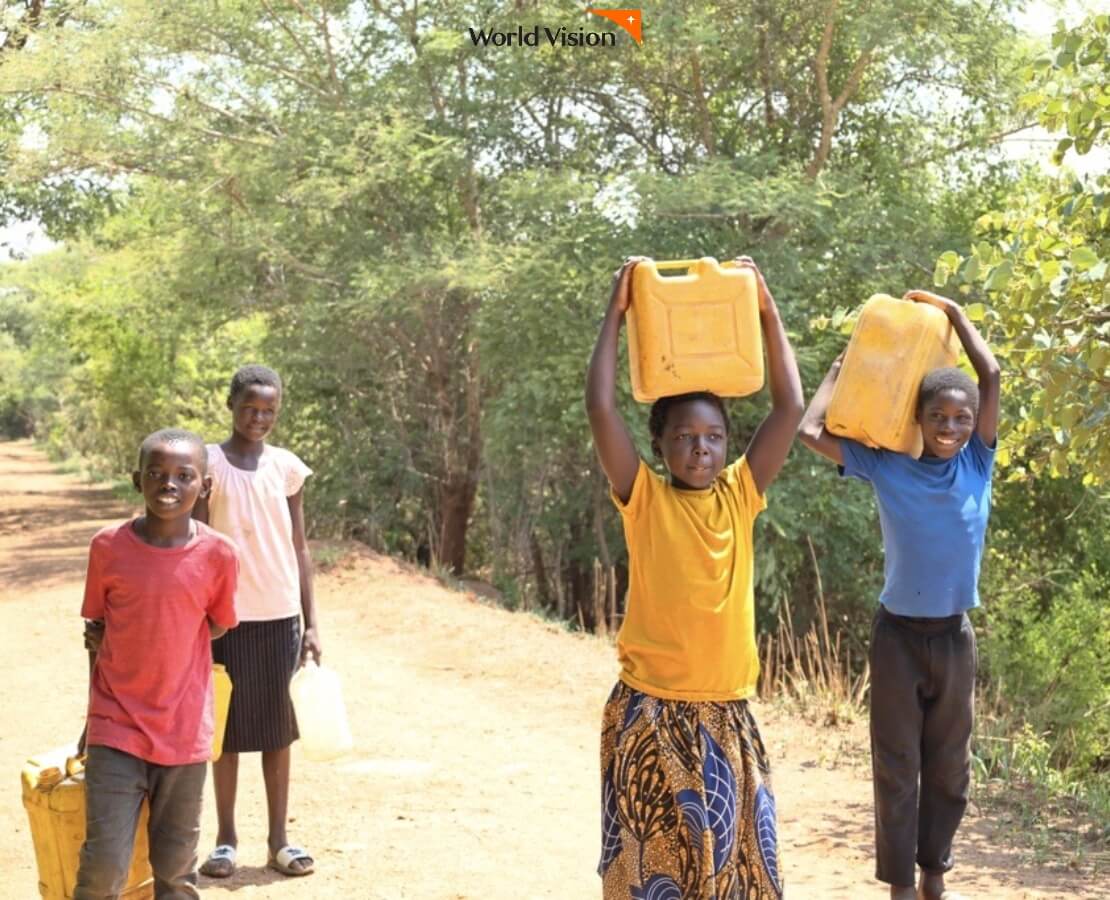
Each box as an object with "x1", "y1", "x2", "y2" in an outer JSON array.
[{"x1": 195, "y1": 364, "x2": 320, "y2": 879}]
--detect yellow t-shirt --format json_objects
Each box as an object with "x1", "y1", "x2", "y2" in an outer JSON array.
[{"x1": 613, "y1": 456, "x2": 767, "y2": 701}]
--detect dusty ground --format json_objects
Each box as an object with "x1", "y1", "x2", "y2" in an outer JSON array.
[{"x1": 1, "y1": 439, "x2": 1105, "y2": 899}]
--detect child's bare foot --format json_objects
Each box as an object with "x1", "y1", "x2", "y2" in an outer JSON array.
[
  {"x1": 890, "y1": 886, "x2": 916, "y2": 900},
  {"x1": 918, "y1": 871, "x2": 966, "y2": 899}
]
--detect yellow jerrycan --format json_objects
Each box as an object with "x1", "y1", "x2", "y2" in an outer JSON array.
[
  {"x1": 212, "y1": 663, "x2": 233, "y2": 762},
  {"x1": 21, "y1": 747, "x2": 154, "y2": 899},
  {"x1": 627, "y1": 257, "x2": 763, "y2": 402},
  {"x1": 826, "y1": 294, "x2": 960, "y2": 456}
]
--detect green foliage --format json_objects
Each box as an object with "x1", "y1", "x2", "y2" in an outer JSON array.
[
  {"x1": 981, "y1": 570, "x2": 1108, "y2": 776},
  {"x1": 933, "y1": 14, "x2": 1110, "y2": 483},
  {"x1": 0, "y1": 228, "x2": 266, "y2": 469}
]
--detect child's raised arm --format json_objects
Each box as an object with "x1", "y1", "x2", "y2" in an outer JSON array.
[
  {"x1": 737, "y1": 258, "x2": 805, "y2": 494},
  {"x1": 904, "y1": 290, "x2": 1001, "y2": 446},
  {"x1": 798, "y1": 354, "x2": 846, "y2": 465},
  {"x1": 585, "y1": 259, "x2": 644, "y2": 504}
]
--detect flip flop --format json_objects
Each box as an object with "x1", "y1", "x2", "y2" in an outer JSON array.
[
  {"x1": 199, "y1": 844, "x2": 236, "y2": 878},
  {"x1": 268, "y1": 844, "x2": 314, "y2": 876}
]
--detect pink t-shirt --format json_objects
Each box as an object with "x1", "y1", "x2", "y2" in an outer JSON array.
[
  {"x1": 205, "y1": 444, "x2": 312, "y2": 621},
  {"x1": 81, "y1": 520, "x2": 239, "y2": 765}
]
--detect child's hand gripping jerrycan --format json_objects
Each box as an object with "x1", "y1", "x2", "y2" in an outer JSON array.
[
  {"x1": 289, "y1": 661, "x2": 354, "y2": 762},
  {"x1": 826, "y1": 293, "x2": 961, "y2": 457},
  {"x1": 627, "y1": 257, "x2": 764, "y2": 403}
]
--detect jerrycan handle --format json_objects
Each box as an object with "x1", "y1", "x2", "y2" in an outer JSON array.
[
  {"x1": 652, "y1": 258, "x2": 727, "y2": 279},
  {"x1": 653, "y1": 258, "x2": 704, "y2": 270}
]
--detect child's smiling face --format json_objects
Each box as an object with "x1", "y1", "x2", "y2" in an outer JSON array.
[
  {"x1": 653, "y1": 398, "x2": 728, "y2": 490},
  {"x1": 132, "y1": 441, "x2": 209, "y2": 520},
  {"x1": 229, "y1": 383, "x2": 281, "y2": 443},
  {"x1": 918, "y1": 388, "x2": 976, "y2": 459}
]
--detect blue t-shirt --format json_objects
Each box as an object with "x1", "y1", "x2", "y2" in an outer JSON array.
[{"x1": 840, "y1": 432, "x2": 995, "y2": 617}]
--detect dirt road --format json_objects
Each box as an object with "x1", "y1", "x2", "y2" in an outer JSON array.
[{"x1": 1, "y1": 440, "x2": 1103, "y2": 898}]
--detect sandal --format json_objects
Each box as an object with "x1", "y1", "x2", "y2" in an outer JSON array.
[
  {"x1": 199, "y1": 844, "x2": 236, "y2": 878},
  {"x1": 268, "y1": 844, "x2": 314, "y2": 877}
]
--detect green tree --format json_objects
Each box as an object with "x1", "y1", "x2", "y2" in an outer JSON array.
[
  {"x1": 933, "y1": 14, "x2": 1109, "y2": 483},
  {"x1": 0, "y1": 0, "x2": 1033, "y2": 627}
]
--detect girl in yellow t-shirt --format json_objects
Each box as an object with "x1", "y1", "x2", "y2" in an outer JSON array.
[{"x1": 586, "y1": 257, "x2": 803, "y2": 899}]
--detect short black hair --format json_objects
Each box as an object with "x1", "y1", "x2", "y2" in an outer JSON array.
[
  {"x1": 918, "y1": 367, "x2": 978, "y2": 414},
  {"x1": 137, "y1": 428, "x2": 207, "y2": 473},
  {"x1": 228, "y1": 364, "x2": 282, "y2": 404},
  {"x1": 648, "y1": 391, "x2": 730, "y2": 439}
]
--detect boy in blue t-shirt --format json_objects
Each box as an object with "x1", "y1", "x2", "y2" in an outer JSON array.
[{"x1": 799, "y1": 290, "x2": 1000, "y2": 900}]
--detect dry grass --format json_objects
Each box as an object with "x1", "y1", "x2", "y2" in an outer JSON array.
[{"x1": 759, "y1": 537, "x2": 869, "y2": 725}]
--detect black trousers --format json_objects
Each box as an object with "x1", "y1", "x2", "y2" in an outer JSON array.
[{"x1": 869, "y1": 604, "x2": 977, "y2": 887}]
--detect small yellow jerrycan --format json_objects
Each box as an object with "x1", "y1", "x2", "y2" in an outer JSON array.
[
  {"x1": 21, "y1": 747, "x2": 154, "y2": 899},
  {"x1": 826, "y1": 294, "x2": 960, "y2": 456},
  {"x1": 211, "y1": 663, "x2": 233, "y2": 762},
  {"x1": 627, "y1": 257, "x2": 763, "y2": 402}
]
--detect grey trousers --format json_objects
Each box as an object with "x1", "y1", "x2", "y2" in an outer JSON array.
[
  {"x1": 869, "y1": 605, "x2": 977, "y2": 887},
  {"x1": 75, "y1": 745, "x2": 206, "y2": 900}
]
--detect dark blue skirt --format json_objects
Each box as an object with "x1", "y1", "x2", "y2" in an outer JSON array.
[{"x1": 212, "y1": 616, "x2": 301, "y2": 753}]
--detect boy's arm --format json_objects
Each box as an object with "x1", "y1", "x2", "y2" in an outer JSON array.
[
  {"x1": 585, "y1": 258, "x2": 644, "y2": 504},
  {"x1": 738, "y1": 258, "x2": 805, "y2": 495},
  {"x1": 905, "y1": 290, "x2": 1001, "y2": 445},
  {"x1": 288, "y1": 486, "x2": 320, "y2": 665},
  {"x1": 78, "y1": 537, "x2": 108, "y2": 756},
  {"x1": 798, "y1": 354, "x2": 846, "y2": 466},
  {"x1": 77, "y1": 620, "x2": 103, "y2": 754},
  {"x1": 208, "y1": 620, "x2": 228, "y2": 640}
]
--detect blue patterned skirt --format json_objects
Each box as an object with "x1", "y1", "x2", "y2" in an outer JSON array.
[{"x1": 599, "y1": 682, "x2": 783, "y2": 899}]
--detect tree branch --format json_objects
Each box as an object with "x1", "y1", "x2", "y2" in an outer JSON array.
[{"x1": 805, "y1": 0, "x2": 878, "y2": 179}]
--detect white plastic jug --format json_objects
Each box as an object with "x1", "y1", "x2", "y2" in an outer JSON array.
[{"x1": 289, "y1": 661, "x2": 354, "y2": 761}]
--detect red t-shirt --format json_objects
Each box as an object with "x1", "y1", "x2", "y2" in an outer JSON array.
[{"x1": 81, "y1": 520, "x2": 239, "y2": 765}]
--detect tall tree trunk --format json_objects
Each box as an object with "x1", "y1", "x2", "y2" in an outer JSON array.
[
  {"x1": 437, "y1": 473, "x2": 476, "y2": 575},
  {"x1": 434, "y1": 331, "x2": 482, "y2": 576},
  {"x1": 530, "y1": 531, "x2": 554, "y2": 611},
  {"x1": 805, "y1": 0, "x2": 877, "y2": 179}
]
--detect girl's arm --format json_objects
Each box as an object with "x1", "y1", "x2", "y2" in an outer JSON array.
[
  {"x1": 798, "y1": 355, "x2": 846, "y2": 465},
  {"x1": 585, "y1": 258, "x2": 644, "y2": 504},
  {"x1": 738, "y1": 258, "x2": 805, "y2": 494},
  {"x1": 288, "y1": 486, "x2": 321, "y2": 665},
  {"x1": 904, "y1": 290, "x2": 1001, "y2": 445}
]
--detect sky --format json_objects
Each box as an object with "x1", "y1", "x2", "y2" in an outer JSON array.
[
  {"x1": 1001, "y1": 0, "x2": 1108, "y2": 178},
  {"x1": 1, "y1": 0, "x2": 1104, "y2": 260}
]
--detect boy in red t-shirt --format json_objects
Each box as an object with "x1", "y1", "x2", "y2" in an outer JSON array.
[{"x1": 75, "y1": 429, "x2": 239, "y2": 900}]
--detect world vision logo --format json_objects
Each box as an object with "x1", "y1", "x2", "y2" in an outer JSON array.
[
  {"x1": 467, "y1": 8, "x2": 643, "y2": 49},
  {"x1": 587, "y1": 9, "x2": 643, "y2": 45}
]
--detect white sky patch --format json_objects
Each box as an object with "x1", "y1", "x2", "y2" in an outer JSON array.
[
  {"x1": 594, "y1": 175, "x2": 640, "y2": 230},
  {"x1": 0, "y1": 221, "x2": 56, "y2": 261},
  {"x1": 1001, "y1": 0, "x2": 1108, "y2": 180}
]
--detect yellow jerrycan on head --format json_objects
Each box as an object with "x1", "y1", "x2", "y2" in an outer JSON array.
[
  {"x1": 627, "y1": 257, "x2": 764, "y2": 402},
  {"x1": 826, "y1": 293, "x2": 960, "y2": 457},
  {"x1": 21, "y1": 748, "x2": 154, "y2": 899}
]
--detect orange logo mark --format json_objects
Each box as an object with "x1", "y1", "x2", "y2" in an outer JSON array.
[{"x1": 587, "y1": 8, "x2": 643, "y2": 45}]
